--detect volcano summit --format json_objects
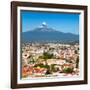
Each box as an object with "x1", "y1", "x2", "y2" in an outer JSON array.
[{"x1": 21, "y1": 22, "x2": 79, "y2": 43}]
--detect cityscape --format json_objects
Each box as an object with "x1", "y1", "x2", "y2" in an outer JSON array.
[
  {"x1": 21, "y1": 22, "x2": 80, "y2": 79},
  {"x1": 21, "y1": 10, "x2": 80, "y2": 79},
  {"x1": 22, "y1": 42, "x2": 80, "y2": 78}
]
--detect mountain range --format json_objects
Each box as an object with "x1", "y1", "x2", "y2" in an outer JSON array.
[{"x1": 21, "y1": 22, "x2": 79, "y2": 43}]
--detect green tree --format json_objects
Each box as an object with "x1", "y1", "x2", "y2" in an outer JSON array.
[
  {"x1": 28, "y1": 56, "x2": 35, "y2": 64},
  {"x1": 42, "y1": 52, "x2": 54, "y2": 65},
  {"x1": 76, "y1": 56, "x2": 79, "y2": 68},
  {"x1": 63, "y1": 68, "x2": 73, "y2": 73}
]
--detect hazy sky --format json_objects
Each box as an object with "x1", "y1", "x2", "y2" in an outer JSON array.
[{"x1": 21, "y1": 10, "x2": 80, "y2": 35}]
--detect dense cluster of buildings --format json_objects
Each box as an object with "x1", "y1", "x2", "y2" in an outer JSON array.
[{"x1": 22, "y1": 42, "x2": 79, "y2": 78}]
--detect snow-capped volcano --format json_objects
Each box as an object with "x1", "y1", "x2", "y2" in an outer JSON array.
[
  {"x1": 32, "y1": 22, "x2": 56, "y2": 32},
  {"x1": 22, "y1": 22, "x2": 79, "y2": 43},
  {"x1": 38, "y1": 22, "x2": 47, "y2": 28}
]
